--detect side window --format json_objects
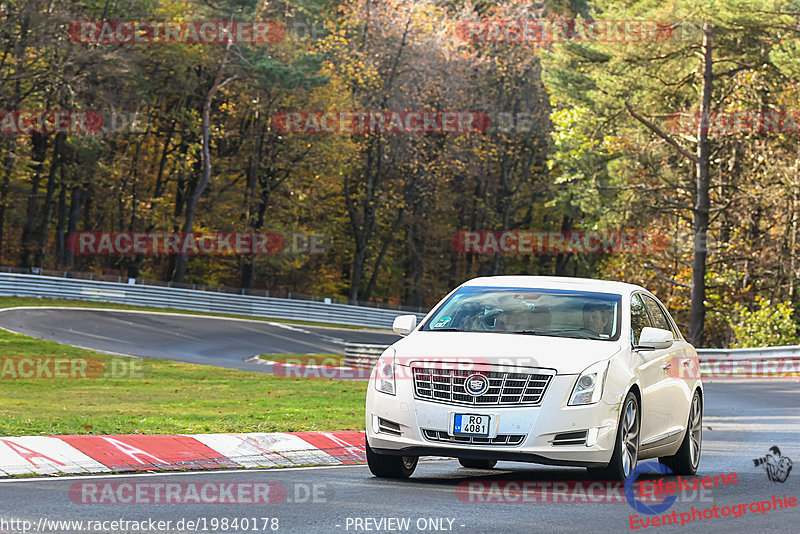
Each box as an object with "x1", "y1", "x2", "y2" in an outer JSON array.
[
  {"x1": 642, "y1": 295, "x2": 673, "y2": 335},
  {"x1": 630, "y1": 294, "x2": 651, "y2": 345},
  {"x1": 665, "y1": 310, "x2": 682, "y2": 339}
]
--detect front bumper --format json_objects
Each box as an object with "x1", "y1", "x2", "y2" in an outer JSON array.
[{"x1": 365, "y1": 372, "x2": 621, "y2": 468}]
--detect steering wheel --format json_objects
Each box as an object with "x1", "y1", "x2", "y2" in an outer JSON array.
[{"x1": 477, "y1": 310, "x2": 503, "y2": 331}]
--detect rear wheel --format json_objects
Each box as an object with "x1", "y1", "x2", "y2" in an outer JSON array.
[
  {"x1": 365, "y1": 437, "x2": 418, "y2": 478},
  {"x1": 458, "y1": 458, "x2": 497, "y2": 469},
  {"x1": 590, "y1": 391, "x2": 640, "y2": 480},
  {"x1": 659, "y1": 391, "x2": 702, "y2": 475}
]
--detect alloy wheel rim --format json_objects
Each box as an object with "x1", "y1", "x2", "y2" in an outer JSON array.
[
  {"x1": 402, "y1": 457, "x2": 416, "y2": 469},
  {"x1": 689, "y1": 395, "x2": 702, "y2": 467},
  {"x1": 621, "y1": 399, "x2": 639, "y2": 477}
]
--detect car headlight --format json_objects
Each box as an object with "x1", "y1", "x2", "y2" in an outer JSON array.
[
  {"x1": 373, "y1": 348, "x2": 396, "y2": 395},
  {"x1": 568, "y1": 360, "x2": 610, "y2": 406}
]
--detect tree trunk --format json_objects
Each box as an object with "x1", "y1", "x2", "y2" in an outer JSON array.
[
  {"x1": 688, "y1": 22, "x2": 713, "y2": 347},
  {"x1": 55, "y1": 183, "x2": 67, "y2": 265},
  {"x1": 20, "y1": 133, "x2": 48, "y2": 267},
  {"x1": 36, "y1": 132, "x2": 65, "y2": 265},
  {"x1": 0, "y1": 143, "x2": 14, "y2": 263},
  {"x1": 349, "y1": 242, "x2": 367, "y2": 304},
  {"x1": 363, "y1": 210, "x2": 403, "y2": 302},
  {"x1": 344, "y1": 138, "x2": 381, "y2": 304},
  {"x1": 175, "y1": 41, "x2": 235, "y2": 284},
  {"x1": 65, "y1": 186, "x2": 81, "y2": 268},
  {"x1": 240, "y1": 111, "x2": 265, "y2": 291}
]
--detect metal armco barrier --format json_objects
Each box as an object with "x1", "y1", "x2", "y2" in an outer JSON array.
[
  {"x1": 697, "y1": 346, "x2": 800, "y2": 378},
  {"x1": 0, "y1": 272, "x2": 427, "y2": 329},
  {"x1": 341, "y1": 343, "x2": 800, "y2": 377},
  {"x1": 344, "y1": 343, "x2": 389, "y2": 368},
  {"x1": 697, "y1": 345, "x2": 800, "y2": 358},
  {"x1": 2, "y1": 270, "x2": 799, "y2": 378}
]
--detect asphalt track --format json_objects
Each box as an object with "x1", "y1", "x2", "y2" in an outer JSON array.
[
  {"x1": 0, "y1": 381, "x2": 797, "y2": 533},
  {"x1": 0, "y1": 307, "x2": 400, "y2": 372},
  {"x1": 0, "y1": 308, "x2": 798, "y2": 533}
]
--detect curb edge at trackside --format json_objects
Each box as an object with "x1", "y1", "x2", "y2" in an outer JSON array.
[{"x1": 0, "y1": 431, "x2": 367, "y2": 478}]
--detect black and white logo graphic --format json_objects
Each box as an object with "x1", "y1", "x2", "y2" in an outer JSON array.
[
  {"x1": 753, "y1": 446, "x2": 793, "y2": 483},
  {"x1": 465, "y1": 374, "x2": 490, "y2": 396}
]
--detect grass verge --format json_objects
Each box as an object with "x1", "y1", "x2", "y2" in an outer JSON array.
[{"x1": 0, "y1": 328, "x2": 366, "y2": 436}]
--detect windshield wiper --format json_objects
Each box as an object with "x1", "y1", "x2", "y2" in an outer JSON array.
[
  {"x1": 509, "y1": 330, "x2": 548, "y2": 336},
  {"x1": 428, "y1": 328, "x2": 464, "y2": 332},
  {"x1": 508, "y1": 329, "x2": 603, "y2": 340},
  {"x1": 508, "y1": 330, "x2": 576, "y2": 338},
  {"x1": 550, "y1": 329, "x2": 603, "y2": 340}
]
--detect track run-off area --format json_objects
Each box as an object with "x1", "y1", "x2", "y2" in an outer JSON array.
[
  {"x1": 0, "y1": 308, "x2": 798, "y2": 533},
  {"x1": 0, "y1": 307, "x2": 400, "y2": 372}
]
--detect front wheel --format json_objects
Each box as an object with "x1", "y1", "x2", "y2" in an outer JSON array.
[
  {"x1": 591, "y1": 391, "x2": 640, "y2": 480},
  {"x1": 365, "y1": 437, "x2": 418, "y2": 478},
  {"x1": 659, "y1": 391, "x2": 702, "y2": 475},
  {"x1": 458, "y1": 458, "x2": 497, "y2": 469}
]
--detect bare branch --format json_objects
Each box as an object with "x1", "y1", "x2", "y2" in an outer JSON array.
[
  {"x1": 625, "y1": 101, "x2": 699, "y2": 164},
  {"x1": 643, "y1": 264, "x2": 691, "y2": 288}
]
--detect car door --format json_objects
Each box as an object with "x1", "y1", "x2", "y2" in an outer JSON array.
[
  {"x1": 630, "y1": 294, "x2": 676, "y2": 445},
  {"x1": 641, "y1": 294, "x2": 695, "y2": 432}
]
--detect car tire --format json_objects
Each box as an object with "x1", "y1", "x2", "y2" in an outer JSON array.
[
  {"x1": 458, "y1": 458, "x2": 497, "y2": 469},
  {"x1": 591, "y1": 391, "x2": 640, "y2": 481},
  {"x1": 659, "y1": 390, "x2": 702, "y2": 475},
  {"x1": 365, "y1": 437, "x2": 418, "y2": 478}
]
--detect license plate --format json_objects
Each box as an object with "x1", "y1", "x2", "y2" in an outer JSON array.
[{"x1": 452, "y1": 414, "x2": 493, "y2": 437}]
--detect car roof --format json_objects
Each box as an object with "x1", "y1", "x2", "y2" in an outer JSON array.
[{"x1": 460, "y1": 275, "x2": 645, "y2": 296}]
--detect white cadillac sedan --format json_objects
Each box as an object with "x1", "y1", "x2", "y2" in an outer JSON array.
[{"x1": 365, "y1": 276, "x2": 703, "y2": 480}]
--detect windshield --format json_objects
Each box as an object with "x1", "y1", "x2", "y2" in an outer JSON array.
[{"x1": 422, "y1": 286, "x2": 622, "y2": 341}]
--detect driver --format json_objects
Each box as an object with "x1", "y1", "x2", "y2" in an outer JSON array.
[
  {"x1": 497, "y1": 294, "x2": 530, "y2": 332},
  {"x1": 582, "y1": 302, "x2": 612, "y2": 336}
]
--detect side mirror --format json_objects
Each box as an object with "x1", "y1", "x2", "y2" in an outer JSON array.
[
  {"x1": 392, "y1": 315, "x2": 418, "y2": 336},
  {"x1": 636, "y1": 327, "x2": 674, "y2": 350}
]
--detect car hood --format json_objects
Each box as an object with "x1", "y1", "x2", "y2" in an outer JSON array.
[{"x1": 391, "y1": 331, "x2": 623, "y2": 375}]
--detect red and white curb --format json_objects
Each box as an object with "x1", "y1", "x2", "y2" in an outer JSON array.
[{"x1": 0, "y1": 431, "x2": 366, "y2": 477}]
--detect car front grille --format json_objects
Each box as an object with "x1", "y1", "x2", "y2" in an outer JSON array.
[
  {"x1": 412, "y1": 366, "x2": 552, "y2": 406},
  {"x1": 422, "y1": 429, "x2": 525, "y2": 446}
]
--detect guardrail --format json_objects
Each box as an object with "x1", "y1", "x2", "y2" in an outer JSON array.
[
  {"x1": 0, "y1": 272, "x2": 428, "y2": 329},
  {"x1": 342, "y1": 342, "x2": 800, "y2": 378},
  {"x1": 696, "y1": 345, "x2": 800, "y2": 358},
  {"x1": 344, "y1": 343, "x2": 388, "y2": 368},
  {"x1": 0, "y1": 265, "x2": 428, "y2": 312}
]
